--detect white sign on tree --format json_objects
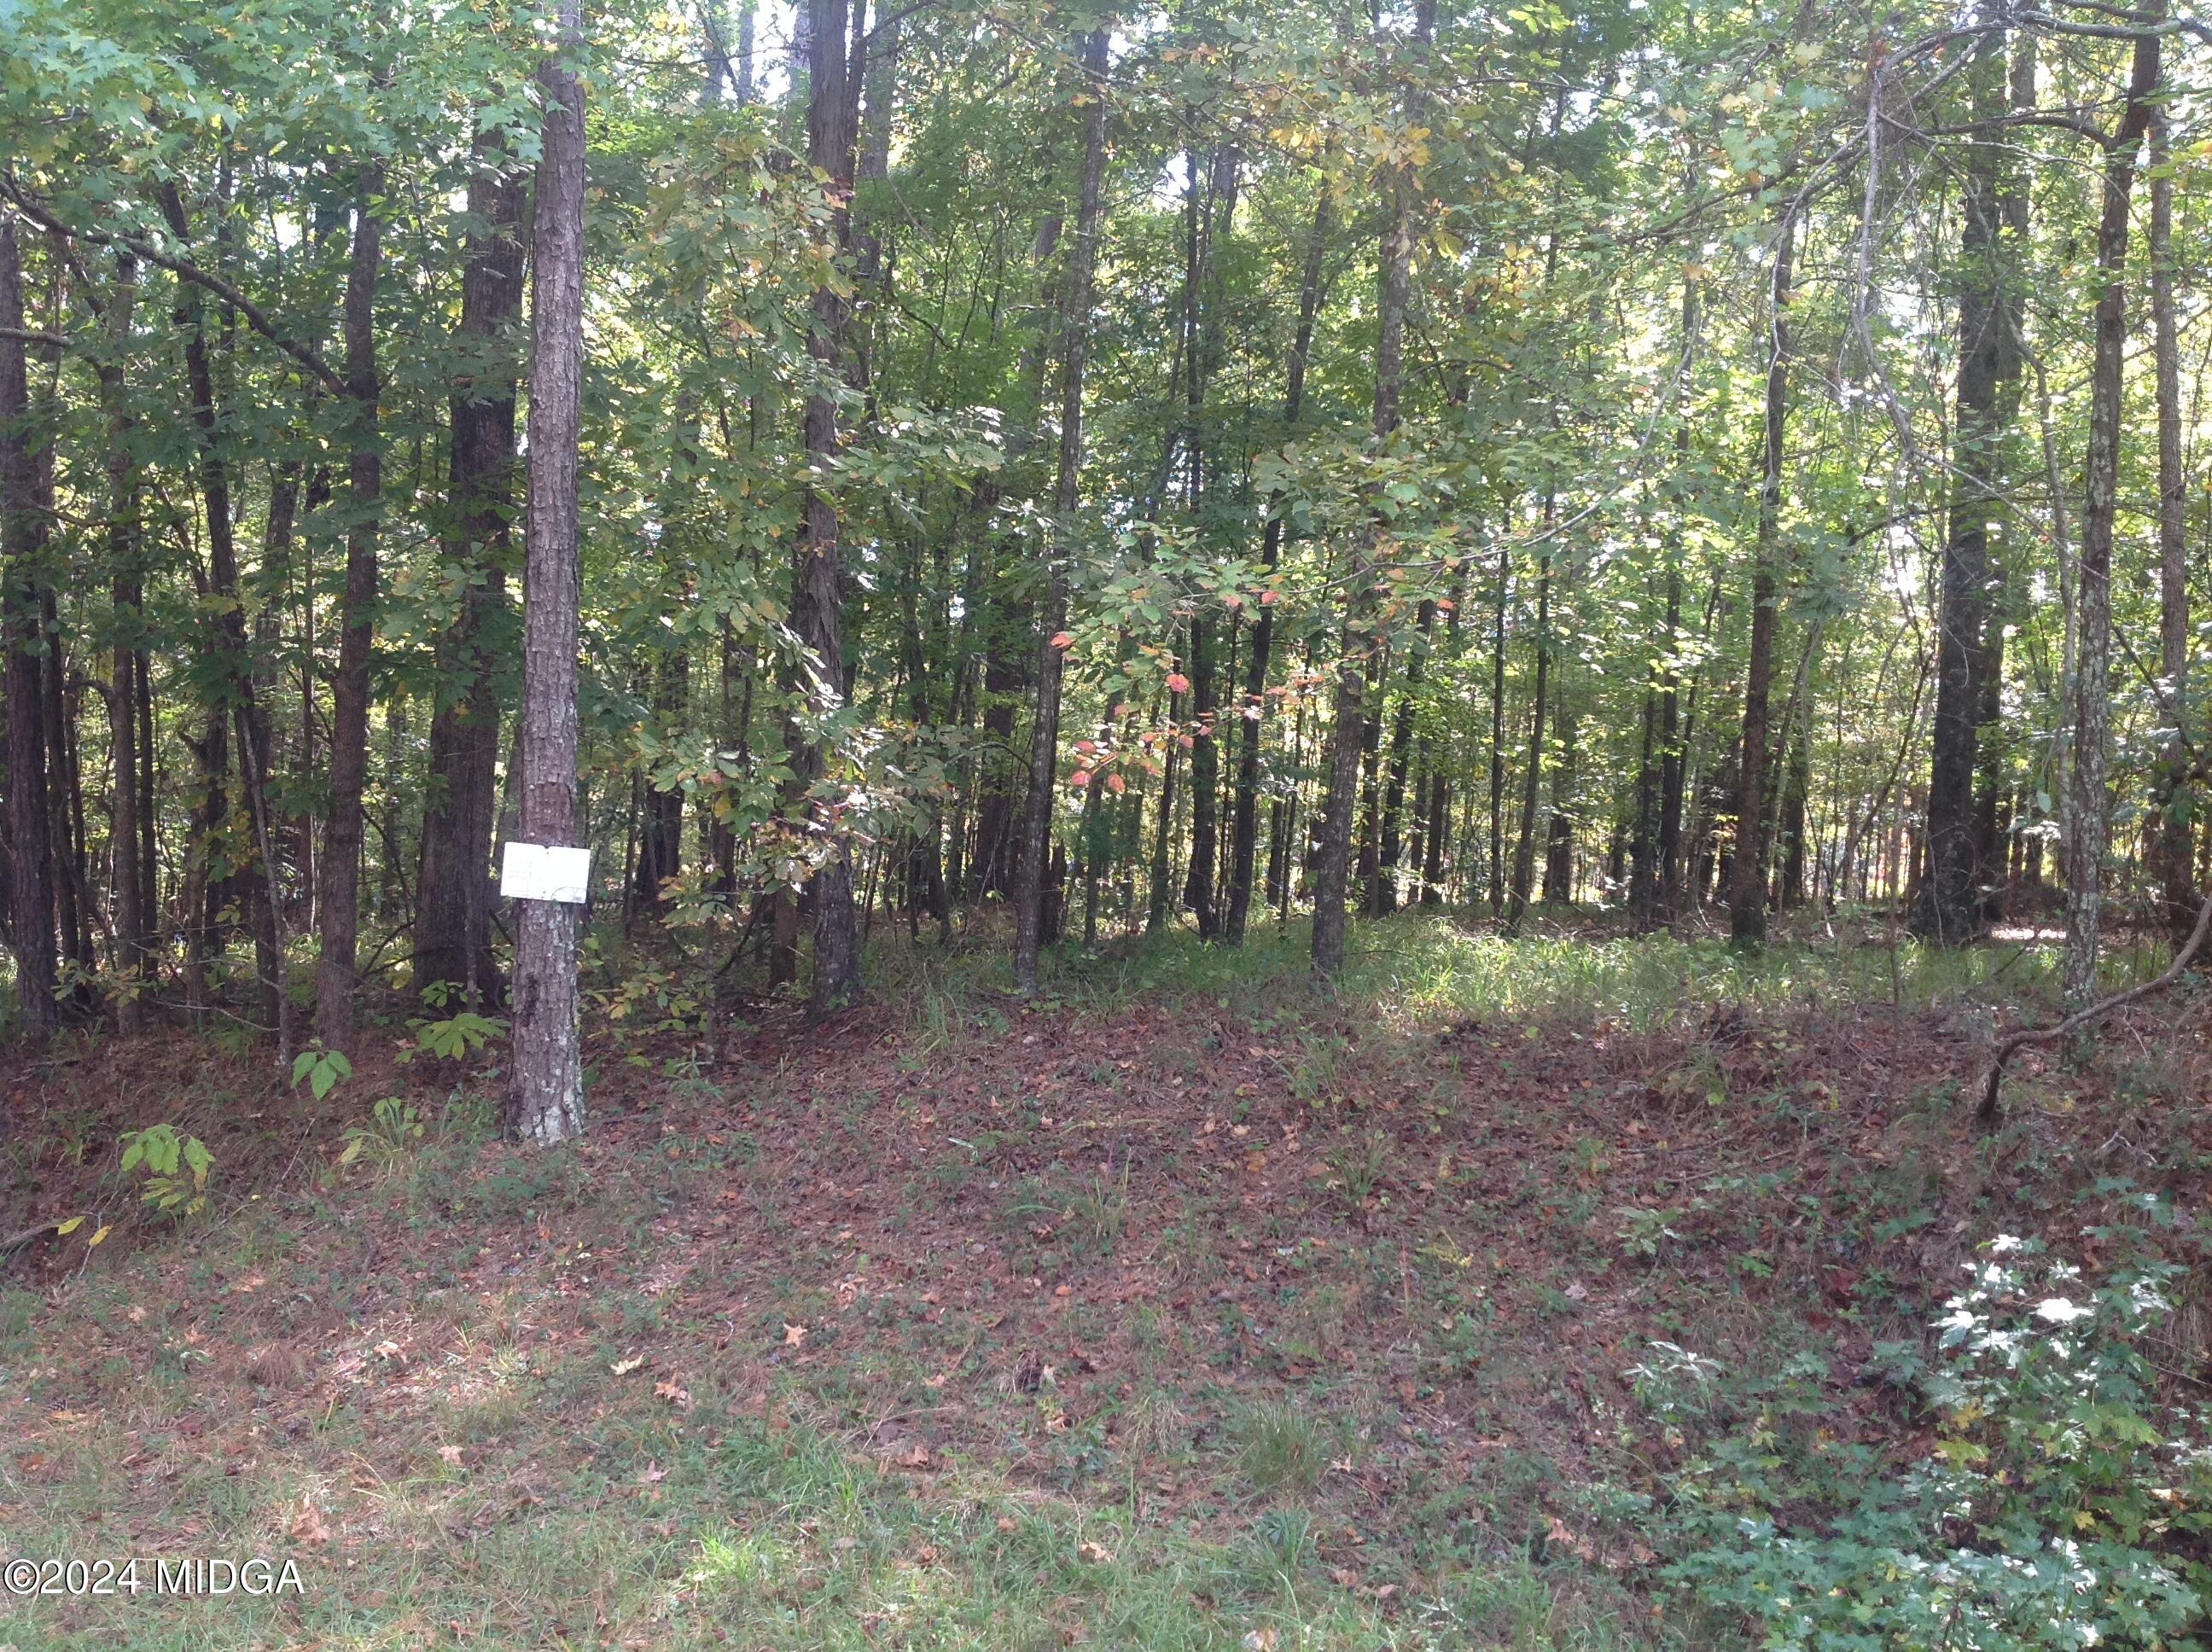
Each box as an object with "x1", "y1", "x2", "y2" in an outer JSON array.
[{"x1": 501, "y1": 842, "x2": 592, "y2": 905}]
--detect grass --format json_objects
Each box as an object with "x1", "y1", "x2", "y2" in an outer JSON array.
[
  {"x1": 0, "y1": 910, "x2": 2201, "y2": 1651},
  {"x1": 876, "y1": 905, "x2": 2133, "y2": 1051}
]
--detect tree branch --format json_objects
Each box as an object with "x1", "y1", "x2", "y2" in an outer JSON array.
[
  {"x1": 2, "y1": 176, "x2": 348, "y2": 397},
  {"x1": 1977, "y1": 890, "x2": 2212, "y2": 1123}
]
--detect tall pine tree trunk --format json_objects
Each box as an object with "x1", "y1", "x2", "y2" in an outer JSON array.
[
  {"x1": 418, "y1": 159, "x2": 524, "y2": 1009},
  {"x1": 509, "y1": 0, "x2": 589, "y2": 1143}
]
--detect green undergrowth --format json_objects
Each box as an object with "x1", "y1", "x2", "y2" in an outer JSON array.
[{"x1": 882, "y1": 906, "x2": 2114, "y2": 1045}]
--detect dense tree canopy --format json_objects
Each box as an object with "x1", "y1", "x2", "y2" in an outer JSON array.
[{"x1": 1, "y1": 0, "x2": 2206, "y2": 1129}]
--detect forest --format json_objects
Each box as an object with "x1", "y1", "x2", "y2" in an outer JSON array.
[{"x1": 2, "y1": 0, "x2": 2211, "y2": 1646}]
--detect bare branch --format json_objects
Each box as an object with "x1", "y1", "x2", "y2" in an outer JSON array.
[
  {"x1": 2, "y1": 175, "x2": 347, "y2": 397},
  {"x1": 1977, "y1": 891, "x2": 2212, "y2": 1123}
]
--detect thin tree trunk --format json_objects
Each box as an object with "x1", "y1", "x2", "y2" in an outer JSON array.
[
  {"x1": 508, "y1": 0, "x2": 589, "y2": 1143},
  {"x1": 1355, "y1": 648, "x2": 1384, "y2": 914},
  {"x1": 1487, "y1": 544, "x2": 1509, "y2": 915},
  {"x1": 0, "y1": 217, "x2": 56, "y2": 1030},
  {"x1": 158, "y1": 182, "x2": 282, "y2": 1026},
  {"x1": 1505, "y1": 538, "x2": 1550, "y2": 933},
  {"x1": 1542, "y1": 701, "x2": 1575, "y2": 905},
  {"x1": 1222, "y1": 177, "x2": 1319, "y2": 944},
  {"x1": 1377, "y1": 601, "x2": 1432, "y2": 913},
  {"x1": 1313, "y1": 0, "x2": 1429, "y2": 975},
  {"x1": 2147, "y1": 102, "x2": 2193, "y2": 949},
  {"x1": 1658, "y1": 270, "x2": 1700, "y2": 920},
  {"x1": 94, "y1": 254, "x2": 148, "y2": 1028},
  {"x1": 1012, "y1": 25, "x2": 1109, "y2": 992},
  {"x1": 2063, "y1": 28, "x2": 2160, "y2": 1037},
  {"x1": 315, "y1": 168, "x2": 384, "y2": 1044},
  {"x1": 1730, "y1": 209, "x2": 1795, "y2": 946}
]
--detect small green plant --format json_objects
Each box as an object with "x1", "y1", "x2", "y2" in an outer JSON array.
[
  {"x1": 339, "y1": 1096, "x2": 427, "y2": 1166},
  {"x1": 1062, "y1": 1165, "x2": 1130, "y2": 1258},
  {"x1": 1236, "y1": 1401, "x2": 1321, "y2": 1498},
  {"x1": 399, "y1": 1009, "x2": 508, "y2": 1065},
  {"x1": 1650, "y1": 1230, "x2": 2212, "y2": 1650},
  {"x1": 1289, "y1": 1033, "x2": 1346, "y2": 1108},
  {"x1": 1612, "y1": 1203, "x2": 1685, "y2": 1259},
  {"x1": 117, "y1": 1124, "x2": 215, "y2": 1219},
  {"x1": 1324, "y1": 1131, "x2": 1390, "y2": 1211},
  {"x1": 292, "y1": 1044, "x2": 353, "y2": 1101}
]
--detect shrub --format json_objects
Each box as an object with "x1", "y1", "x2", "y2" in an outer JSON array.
[
  {"x1": 1648, "y1": 1233, "x2": 2212, "y2": 1650},
  {"x1": 117, "y1": 1124, "x2": 216, "y2": 1220}
]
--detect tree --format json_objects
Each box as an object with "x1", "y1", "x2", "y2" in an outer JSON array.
[
  {"x1": 1913, "y1": 7, "x2": 2023, "y2": 945},
  {"x1": 509, "y1": 0, "x2": 590, "y2": 1144},
  {"x1": 2145, "y1": 100, "x2": 2193, "y2": 950},
  {"x1": 314, "y1": 167, "x2": 387, "y2": 1044},
  {"x1": 1729, "y1": 206, "x2": 1794, "y2": 948},
  {"x1": 0, "y1": 215, "x2": 56, "y2": 1031},
  {"x1": 2062, "y1": 27, "x2": 2160, "y2": 1040},
  {"x1": 789, "y1": 0, "x2": 867, "y2": 1017},
  {"x1": 416, "y1": 154, "x2": 525, "y2": 1011},
  {"x1": 1314, "y1": 0, "x2": 1430, "y2": 978},
  {"x1": 1012, "y1": 23, "x2": 1110, "y2": 996},
  {"x1": 1225, "y1": 189, "x2": 1330, "y2": 946}
]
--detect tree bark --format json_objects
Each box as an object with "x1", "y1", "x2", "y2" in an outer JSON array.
[
  {"x1": 93, "y1": 254, "x2": 148, "y2": 1028},
  {"x1": 417, "y1": 158, "x2": 524, "y2": 1010},
  {"x1": 0, "y1": 217, "x2": 56, "y2": 1030},
  {"x1": 314, "y1": 168, "x2": 384, "y2": 1044},
  {"x1": 1729, "y1": 209, "x2": 1795, "y2": 946},
  {"x1": 508, "y1": 0, "x2": 589, "y2": 1143},
  {"x1": 789, "y1": 0, "x2": 865, "y2": 1017},
  {"x1": 1012, "y1": 25, "x2": 1109, "y2": 993},
  {"x1": 1377, "y1": 601, "x2": 1431, "y2": 913},
  {"x1": 1912, "y1": 9, "x2": 2019, "y2": 945},
  {"x1": 2146, "y1": 102, "x2": 2193, "y2": 950},
  {"x1": 2063, "y1": 29, "x2": 2160, "y2": 1036},
  {"x1": 1658, "y1": 270, "x2": 1700, "y2": 921},
  {"x1": 1487, "y1": 545, "x2": 1510, "y2": 915},
  {"x1": 1313, "y1": 0, "x2": 1429, "y2": 975},
  {"x1": 1504, "y1": 540, "x2": 1550, "y2": 933}
]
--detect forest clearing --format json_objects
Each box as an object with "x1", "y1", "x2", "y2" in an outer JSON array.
[
  {"x1": 3, "y1": 0, "x2": 2211, "y2": 1644},
  {"x1": 0, "y1": 915, "x2": 2205, "y2": 1649}
]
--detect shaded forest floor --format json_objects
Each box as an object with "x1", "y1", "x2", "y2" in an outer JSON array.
[{"x1": 1, "y1": 910, "x2": 2208, "y2": 1649}]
